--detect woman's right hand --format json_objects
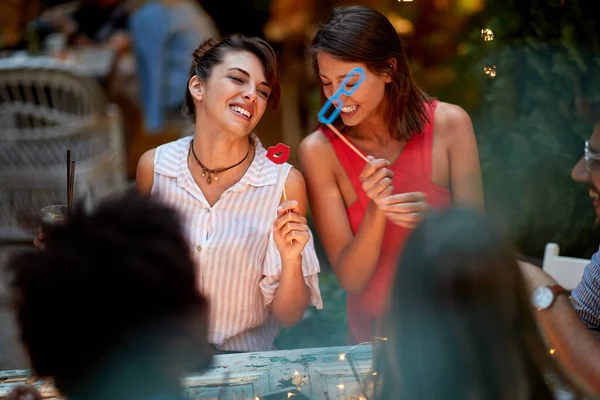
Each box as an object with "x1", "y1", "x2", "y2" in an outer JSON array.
[{"x1": 359, "y1": 156, "x2": 394, "y2": 209}]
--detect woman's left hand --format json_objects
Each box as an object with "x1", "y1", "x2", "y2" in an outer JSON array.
[
  {"x1": 378, "y1": 192, "x2": 429, "y2": 229},
  {"x1": 273, "y1": 200, "x2": 310, "y2": 261}
]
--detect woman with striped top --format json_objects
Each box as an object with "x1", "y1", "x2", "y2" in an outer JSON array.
[{"x1": 136, "y1": 35, "x2": 323, "y2": 352}]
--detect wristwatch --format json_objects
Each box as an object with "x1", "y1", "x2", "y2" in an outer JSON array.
[{"x1": 532, "y1": 284, "x2": 568, "y2": 311}]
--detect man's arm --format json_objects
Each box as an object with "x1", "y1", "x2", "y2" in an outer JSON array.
[{"x1": 519, "y1": 261, "x2": 600, "y2": 396}]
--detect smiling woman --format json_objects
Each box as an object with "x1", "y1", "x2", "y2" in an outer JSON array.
[
  {"x1": 299, "y1": 5, "x2": 484, "y2": 344},
  {"x1": 135, "y1": 35, "x2": 323, "y2": 353}
]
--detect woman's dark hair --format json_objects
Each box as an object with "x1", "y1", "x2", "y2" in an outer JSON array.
[
  {"x1": 7, "y1": 192, "x2": 208, "y2": 392},
  {"x1": 183, "y1": 34, "x2": 281, "y2": 122},
  {"x1": 373, "y1": 208, "x2": 581, "y2": 399},
  {"x1": 309, "y1": 5, "x2": 430, "y2": 141}
]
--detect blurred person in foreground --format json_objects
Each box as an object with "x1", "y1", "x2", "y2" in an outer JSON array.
[
  {"x1": 520, "y1": 97, "x2": 600, "y2": 396},
  {"x1": 8, "y1": 192, "x2": 211, "y2": 400},
  {"x1": 374, "y1": 208, "x2": 586, "y2": 400}
]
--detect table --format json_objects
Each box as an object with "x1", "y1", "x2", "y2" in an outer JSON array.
[{"x1": 0, "y1": 345, "x2": 374, "y2": 399}]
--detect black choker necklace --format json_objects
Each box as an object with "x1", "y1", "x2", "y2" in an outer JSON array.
[{"x1": 189, "y1": 139, "x2": 250, "y2": 184}]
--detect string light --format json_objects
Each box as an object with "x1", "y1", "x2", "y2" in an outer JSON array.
[
  {"x1": 481, "y1": 28, "x2": 494, "y2": 41},
  {"x1": 336, "y1": 383, "x2": 345, "y2": 390},
  {"x1": 287, "y1": 392, "x2": 295, "y2": 398},
  {"x1": 483, "y1": 66, "x2": 497, "y2": 77},
  {"x1": 549, "y1": 349, "x2": 556, "y2": 355},
  {"x1": 372, "y1": 372, "x2": 378, "y2": 376},
  {"x1": 398, "y1": 0, "x2": 414, "y2": 2},
  {"x1": 292, "y1": 370, "x2": 304, "y2": 388},
  {"x1": 339, "y1": 340, "x2": 383, "y2": 361}
]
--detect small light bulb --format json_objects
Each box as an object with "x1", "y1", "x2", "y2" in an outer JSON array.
[
  {"x1": 337, "y1": 383, "x2": 345, "y2": 389},
  {"x1": 481, "y1": 28, "x2": 494, "y2": 41},
  {"x1": 549, "y1": 349, "x2": 556, "y2": 355},
  {"x1": 339, "y1": 353, "x2": 346, "y2": 361},
  {"x1": 483, "y1": 65, "x2": 497, "y2": 78}
]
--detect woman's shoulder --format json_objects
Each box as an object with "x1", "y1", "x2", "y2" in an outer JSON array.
[
  {"x1": 434, "y1": 102, "x2": 473, "y2": 130},
  {"x1": 154, "y1": 136, "x2": 192, "y2": 159},
  {"x1": 299, "y1": 129, "x2": 336, "y2": 163},
  {"x1": 301, "y1": 128, "x2": 329, "y2": 146},
  {"x1": 433, "y1": 101, "x2": 475, "y2": 142},
  {"x1": 140, "y1": 137, "x2": 191, "y2": 178}
]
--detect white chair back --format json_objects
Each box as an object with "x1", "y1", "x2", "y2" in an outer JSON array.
[
  {"x1": 542, "y1": 243, "x2": 589, "y2": 290},
  {"x1": 0, "y1": 56, "x2": 126, "y2": 241}
]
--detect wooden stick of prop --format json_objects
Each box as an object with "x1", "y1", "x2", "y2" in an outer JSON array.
[
  {"x1": 266, "y1": 143, "x2": 292, "y2": 244},
  {"x1": 326, "y1": 123, "x2": 369, "y2": 162}
]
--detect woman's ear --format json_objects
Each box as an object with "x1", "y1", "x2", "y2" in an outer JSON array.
[
  {"x1": 385, "y1": 58, "x2": 397, "y2": 83},
  {"x1": 188, "y1": 76, "x2": 204, "y2": 102}
]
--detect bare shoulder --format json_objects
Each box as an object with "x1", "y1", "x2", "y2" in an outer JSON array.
[
  {"x1": 284, "y1": 167, "x2": 308, "y2": 215},
  {"x1": 285, "y1": 167, "x2": 306, "y2": 191},
  {"x1": 435, "y1": 102, "x2": 473, "y2": 131},
  {"x1": 302, "y1": 129, "x2": 329, "y2": 145},
  {"x1": 433, "y1": 102, "x2": 475, "y2": 151},
  {"x1": 299, "y1": 129, "x2": 330, "y2": 153},
  {"x1": 136, "y1": 148, "x2": 157, "y2": 195},
  {"x1": 298, "y1": 129, "x2": 336, "y2": 168}
]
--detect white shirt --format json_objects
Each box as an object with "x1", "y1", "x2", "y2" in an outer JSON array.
[{"x1": 151, "y1": 134, "x2": 323, "y2": 351}]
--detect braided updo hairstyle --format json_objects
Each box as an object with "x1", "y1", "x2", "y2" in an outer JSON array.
[{"x1": 183, "y1": 34, "x2": 281, "y2": 122}]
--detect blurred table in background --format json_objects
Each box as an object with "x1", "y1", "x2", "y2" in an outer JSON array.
[{"x1": 66, "y1": 46, "x2": 116, "y2": 81}]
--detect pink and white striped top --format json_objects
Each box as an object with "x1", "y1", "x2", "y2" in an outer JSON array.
[{"x1": 151, "y1": 134, "x2": 323, "y2": 351}]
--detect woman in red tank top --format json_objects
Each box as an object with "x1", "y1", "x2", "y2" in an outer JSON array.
[{"x1": 298, "y1": 5, "x2": 484, "y2": 343}]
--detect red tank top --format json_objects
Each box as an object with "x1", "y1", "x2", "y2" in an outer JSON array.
[{"x1": 322, "y1": 100, "x2": 452, "y2": 343}]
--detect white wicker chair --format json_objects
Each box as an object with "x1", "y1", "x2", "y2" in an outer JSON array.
[{"x1": 0, "y1": 56, "x2": 127, "y2": 241}]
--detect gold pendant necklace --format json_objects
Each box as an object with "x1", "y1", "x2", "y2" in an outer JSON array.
[{"x1": 189, "y1": 139, "x2": 250, "y2": 184}]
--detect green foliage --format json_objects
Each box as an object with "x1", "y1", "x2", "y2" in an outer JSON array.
[
  {"x1": 274, "y1": 271, "x2": 348, "y2": 349},
  {"x1": 468, "y1": 0, "x2": 600, "y2": 257}
]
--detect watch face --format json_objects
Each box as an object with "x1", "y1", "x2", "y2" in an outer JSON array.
[{"x1": 532, "y1": 286, "x2": 554, "y2": 310}]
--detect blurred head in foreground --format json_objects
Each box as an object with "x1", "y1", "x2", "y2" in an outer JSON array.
[
  {"x1": 374, "y1": 208, "x2": 579, "y2": 400},
  {"x1": 7, "y1": 192, "x2": 210, "y2": 399}
]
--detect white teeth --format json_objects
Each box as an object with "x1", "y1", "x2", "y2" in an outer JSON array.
[
  {"x1": 231, "y1": 106, "x2": 252, "y2": 118},
  {"x1": 341, "y1": 105, "x2": 357, "y2": 113}
]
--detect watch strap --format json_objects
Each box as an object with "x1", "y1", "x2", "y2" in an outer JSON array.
[{"x1": 549, "y1": 284, "x2": 568, "y2": 298}]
